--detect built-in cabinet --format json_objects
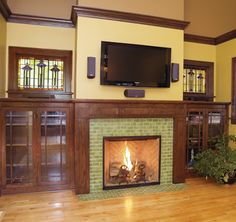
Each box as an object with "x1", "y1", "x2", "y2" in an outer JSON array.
[
  {"x1": 0, "y1": 99, "x2": 229, "y2": 194},
  {"x1": 186, "y1": 106, "x2": 227, "y2": 176},
  {"x1": 0, "y1": 100, "x2": 74, "y2": 194}
]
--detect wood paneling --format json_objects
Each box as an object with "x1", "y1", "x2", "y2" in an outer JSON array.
[{"x1": 74, "y1": 118, "x2": 90, "y2": 194}]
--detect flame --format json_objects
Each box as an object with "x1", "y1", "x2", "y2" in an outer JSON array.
[{"x1": 124, "y1": 143, "x2": 133, "y2": 171}]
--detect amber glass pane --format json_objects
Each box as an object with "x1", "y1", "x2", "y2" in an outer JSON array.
[
  {"x1": 18, "y1": 58, "x2": 64, "y2": 90},
  {"x1": 183, "y1": 68, "x2": 206, "y2": 93},
  {"x1": 40, "y1": 111, "x2": 67, "y2": 183},
  {"x1": 5, "y1": 111, "x2": 33, "y2": 184}
]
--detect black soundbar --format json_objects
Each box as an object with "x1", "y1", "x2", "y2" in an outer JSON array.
[{"x1": 124, "y1": 89, "x2": 145, "y2": 98}]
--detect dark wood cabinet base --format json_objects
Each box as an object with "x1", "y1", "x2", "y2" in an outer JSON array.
[{"x1": 0, "y1": 99, "x2": 229, "y2": 195}]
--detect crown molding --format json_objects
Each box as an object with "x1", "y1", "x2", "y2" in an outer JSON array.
[
  {"x1": 0, "y1": 0, "x2": 74, "y2": 28},
  {"x1": 72, "y1": 6, "x2": 189, "y2": 30},
  {"x1": 7, "y1": 14, "x2": 74, "y2": 28},
  {"x1": 0, "y1": 0, "x2": 12, "y2": 20},
  {"x1": 215, "y1": 29, "x2": 236, "y2": 45},
  {"x1": 184, "y1": 34, "x2": 215, "y2": 45},
  {"x1": 184, "y1": 29, "x2": 236, "y2": 45}
]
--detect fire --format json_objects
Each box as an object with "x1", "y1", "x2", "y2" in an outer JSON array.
[{"x1": 124, "y1": 143, "x2": 133, "y2": 171}]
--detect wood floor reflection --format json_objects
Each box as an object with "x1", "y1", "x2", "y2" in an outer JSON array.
[{"x1": 1, "y1": 178, "x2": 236, "y2": 222}]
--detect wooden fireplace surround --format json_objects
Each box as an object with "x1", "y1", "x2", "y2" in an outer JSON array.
[{"x1": 74, "y1": 99, "x2": 229, "y2": 194}]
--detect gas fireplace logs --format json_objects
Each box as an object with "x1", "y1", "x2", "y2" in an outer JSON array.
[{"x1": 109, "y1": 161, "x2": 147, "y2": 184}]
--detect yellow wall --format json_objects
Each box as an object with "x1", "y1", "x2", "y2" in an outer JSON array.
[
  {"x1": 0, "y1": 14, "x2": 7, "y2": 97},
  {"x1": 216, "y1": 39, "x2": 236, "y2": 135},
  {"x1": 6, "y1": 23, "x2": 76, "y2": 95},
  {"x1": 76, "y1": 17, "x2": 184, "y2": 100},
  {"x1": 184, "y1": 42, "x2": 216, "y2": 97},
  {"x1": 216, "y1": 39, "x2": 236, "y2": 102}
]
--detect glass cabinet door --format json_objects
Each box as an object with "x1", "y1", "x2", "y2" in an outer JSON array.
[
  {"x1": 5, "y1": 111, "x2": 33, "y2": 185},
  {"x1": 186, "y1": 111, "x2": 204, "y2": 168},
  {"x1": 208, "y1": 112, "x2": 223, "y2": 148},
  {"x1": 40, "y1": 111, "x2": 67, "y2": 184}
]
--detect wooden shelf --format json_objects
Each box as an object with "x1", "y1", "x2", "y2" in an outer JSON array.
[
  {"x1": 6, "y1": 124, "x2": 32, "y2": 126},
  {"x1": 6, "y1": 144, "x2": 32, "y2": 147},
  {"x1": 41, "y1": 144, "x2": 66, "y2": 149}
]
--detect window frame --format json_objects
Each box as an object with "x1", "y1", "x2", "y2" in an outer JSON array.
[
  {"x1": 8, "y1": 46, "x2": 72, "y2": 99},
  {"x1": 183, "y1": 60, "x2": 214, "y2": 101}
]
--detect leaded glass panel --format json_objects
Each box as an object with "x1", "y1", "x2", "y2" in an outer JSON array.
[
  {"x1": 183, "y1": 68, "x2": 206, "y2": 93},
  {"x1": 18, "y1": 57, "x2": 64, "y2": 90}
]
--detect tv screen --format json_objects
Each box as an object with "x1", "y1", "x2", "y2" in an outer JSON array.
[{"x1": 100, "y1": 41, "x2": 171, "y2": 87}]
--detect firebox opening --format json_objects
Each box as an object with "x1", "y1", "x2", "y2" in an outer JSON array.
[{"x1": 103, "y1": 136, "x2": 161, "y2": 190}]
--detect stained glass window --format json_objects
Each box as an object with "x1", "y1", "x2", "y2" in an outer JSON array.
[
  {"x1": 183, "y1": 68, "x2": 206, "y2": 93},
  {"x1": 18, "y1": 57, "x2": 64, "y2": 90}
]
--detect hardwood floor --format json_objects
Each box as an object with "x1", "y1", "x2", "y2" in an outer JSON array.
[{"x1": 0, "y1": 178, "x2": 236, "y2": 222}]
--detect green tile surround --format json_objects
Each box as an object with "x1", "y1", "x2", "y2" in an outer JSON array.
[{"x1": 89, "y1": 118, "x2": 173, "y2": 193}]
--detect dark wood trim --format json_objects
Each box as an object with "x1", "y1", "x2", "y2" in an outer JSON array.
[
  {"x1": 0, "y1": 0, "x2": 74, "y2": 28},
  {"x1": 0, "y1": 106, "x2": 3, "y2": 195},
  {"x1": 173, "y1": 116, "x2": 186, "y2": 183},
  {"x1": 231, "y1": 57, "x2": 236, "y2": 124},
  {"x1": 73, "y1": 99, "x2": 230, "y2": 106},
  {"x1": 0, "y1": 0, "x2": 11, "y2": 20},
  {"x1": 0, "y1": 97, "x2": 231, "y2": 106},
  {"x1": 184, "y1": 60, "x2": 214, "y2": 101},
  {"x1": 215, "y1": 29, "x2": 236, "y2": 45},
  {"x1": 7, "y1": 14, "x2": 74, "y2": 28},
  {"x1": 184, "y1": 34, "x2": 216, "y2": 45},
  {"x1": 72, "y1": 6, "x2": 189, "y2": 30},
  {"x1": 74, "y1": 118, "x2": 90, "y2": 194},
  {"x1": 184, "y1": 29, "x2": 236, "y2": 45}
]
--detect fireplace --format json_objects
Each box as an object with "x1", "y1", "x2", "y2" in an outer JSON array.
[{"x1": 103, "y1": 136, "x2": 161, "y2": 189}]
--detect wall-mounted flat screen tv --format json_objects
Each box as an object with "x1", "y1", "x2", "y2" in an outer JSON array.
[{"x1": 100, "y1": 41, "x2": 171, "y2": 87}]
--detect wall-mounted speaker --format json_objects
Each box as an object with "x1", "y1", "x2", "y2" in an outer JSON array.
[
  {"x1": 171, "y1": 63, "x2": 179, "y2": 82},
  {"x1": 87, "y1": 57, "x2": 96, "y2": 79},
  {"x1": 124, "y1": 89, "x2": 145, "y2": 98}
]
